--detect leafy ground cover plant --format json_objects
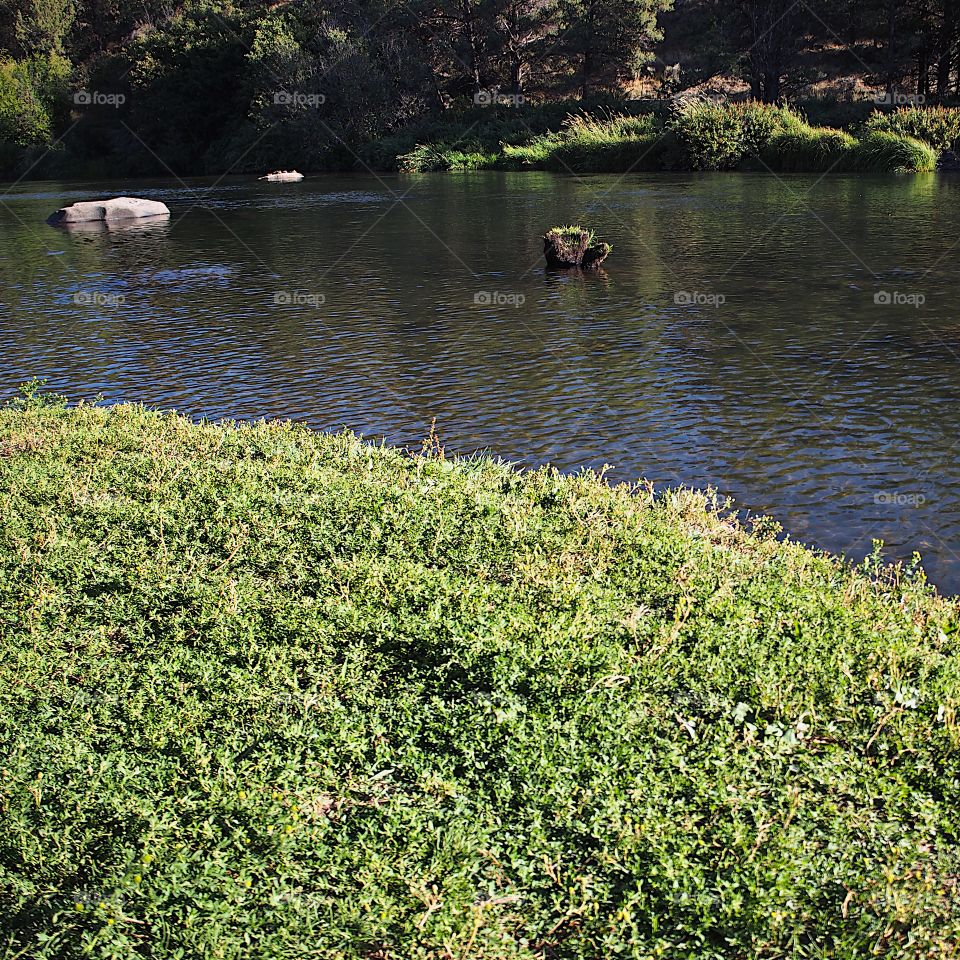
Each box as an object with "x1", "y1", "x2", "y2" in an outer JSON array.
[{"x1": 1, "y1": 390, "x2": 959, "y2": 959}]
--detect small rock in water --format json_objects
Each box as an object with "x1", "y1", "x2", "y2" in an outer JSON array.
[
  {"x1": 47, "y1": 197, "x2": 170, "y2": 225},
  {"x1": 259, "y1": 171, "x2": 304, "y2": 182}
]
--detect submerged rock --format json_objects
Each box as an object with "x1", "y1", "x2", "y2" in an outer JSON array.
[
  {"x1": 543, "y1": 226, "x2": 612, "y2": 269},
  {"x1": 259, "y1": 171, "x2": 304, "y2": 182},
  {"x1": 47, "y1": 197, "x2": 170, "y2": 225}
]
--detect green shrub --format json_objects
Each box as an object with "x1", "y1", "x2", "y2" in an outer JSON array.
[
  {"x1": 670, "y1": 100, "x2": 793, "y2": 170},
  {"x1": 376, "y1": 101, "x2": 945, "y2": 177},
  {"x1": 397, "y1": 140, "x2": 500, "y2": 171},
  {"x1": 761, "y1": 122, "x2": 857, "y2": 172},
  {"x1": 864, "y1": 106, "x2": 960, "y2": 153},
  {"x1": 501, "y1": 134, "x2": 558, "y2": 168},
  {"x1": 0, "y1": 55, "x2": 69, "y2": 146},
  {"x1": 544, "y1": 112, "x2": 664, "y2": 172},
  {"x1": 849, "y1": 130, "x2": 938, "y2": 173}
]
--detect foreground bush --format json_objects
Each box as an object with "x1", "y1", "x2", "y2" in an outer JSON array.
[{"x1": 2, "y1": 395, "x2": 959, "y2": 959}]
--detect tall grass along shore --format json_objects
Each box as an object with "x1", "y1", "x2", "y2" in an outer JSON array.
[
  {"x1": 2, "y1": 390, "x2": 959, "y2": 959},
  {"x1": 373, "y1": 102, "x2": 952, "y2": 175}
]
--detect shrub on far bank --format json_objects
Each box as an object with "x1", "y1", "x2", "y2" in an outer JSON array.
[
  {"x1": 398, "y1": 141, "x2": 499, "y2": 171},
  {"x1": 669, "y1": 100, "x2": 793, "y2": 170},
  {"x1": 864, "y1": 106, "x2": 960, "y2": 154},
  {"x1": 760, "y1": 120, "x2": 857, "y2": 172},
  {"x1": 0, "y1": 54, "x2": 71, "y2": 148},
  {"x1": 539, "y1": 111, "x2": 665, "y2": 172},
  {"x1": 850, "y1": 130, "x2": 938, "y2": 173},
  {"x1": 382, "y1": 99, "x2": 957, "y2": 176}
]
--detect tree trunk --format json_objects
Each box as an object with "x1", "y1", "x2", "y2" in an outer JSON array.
[
  {"x1": 581, "y1": 0, "x2": 596, "y2": 98},
  {"x1": 510, "y1": 56, "x2": 525, "y2": 96},
  {"x1": 461, "y1": 0, "x2": 482, "y2": 92},
  {"x1": 937, "y1": 0, "x2": 957, "y2": 100},
  {"x1": 885, "y1": 0, "x2": 898, "y2": 100}
]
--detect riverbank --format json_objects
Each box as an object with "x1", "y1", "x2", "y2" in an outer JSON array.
[
  {"x1": 4, "y1": 102, "x2": 958, "y2": 180},
  {"x1": 371, "y1": 102, "x2": 950, "y2": 175},
  {"x1": 2, "y1": 390, "x2": 959, "y2": 958}
]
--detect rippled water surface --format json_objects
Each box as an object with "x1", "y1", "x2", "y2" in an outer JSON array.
[{"x1": 2, "y1": 171, "x2": 960, "y2": 591}]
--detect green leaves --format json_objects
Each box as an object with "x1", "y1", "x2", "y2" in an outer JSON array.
[{"x1": 1, "y1": 402, "x2": 959, "y2": 958}]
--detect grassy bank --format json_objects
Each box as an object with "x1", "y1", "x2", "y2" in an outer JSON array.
[
  {"x1": 2, "y1": 101, "x2": 949, "y2": 181},
  {"x1": 2, "y1": 390, "x2": 960, "y2": 959},
  {"x1": 374, "y1": 102, "x2": 944, "y2": 175}
]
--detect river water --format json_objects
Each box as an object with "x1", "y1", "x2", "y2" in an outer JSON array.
[{"x1": 2, "y1": 171, "x2": 959, "y2": 591}]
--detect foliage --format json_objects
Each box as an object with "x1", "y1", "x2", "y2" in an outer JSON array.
[
  {"x1": 759, "y1": 121, "x2": 857, "y2": 172},
  {"x1": 545, "y1": 223, "x2": 595, "y2": 243},
  {"x1": 1, "y1": 400, "x2": 960, "y2": 959},
  {"x1": 555, "y1": 0, "x2": 673, "y2": 95},
  {"x1": 543, "y1": 109, "x2": 664, "y2": 170},
  {"x1": 123, "y1": 2, "x2": 253, "y2": 174},
  {"x1": 669, "y1": 99, "x2": 792, "y2": 170},
  {"x1": 0, "y1": 51, "x2": 68, "y2": 146},
  {"x1": 864, "y1": 106, "x2": 960, "y2": 153},
  {"x1": 13, "y1": 0, "x2": 74, "y2": 56},
  {"x1": 849, "y1": 129, "x2": 939, "y2": 172},
  {"x1": 388, "y1": 100, "x2": 948, "y2": 174}
]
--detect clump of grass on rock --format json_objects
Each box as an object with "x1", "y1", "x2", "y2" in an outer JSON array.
[
  {"x1": 543, "y1": 224, "x2": 612, "y2": 268},
  {"x1": 2, "y1": 386, "x2": 960, "y2": 959}
]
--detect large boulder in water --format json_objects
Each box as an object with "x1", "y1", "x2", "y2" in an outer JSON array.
[{"x1": 47, "y1": 197, "x2": 170, "y2": 225}]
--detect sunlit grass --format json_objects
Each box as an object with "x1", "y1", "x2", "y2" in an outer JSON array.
[
  {"x1": 386, "y1": 101, "x2": 948, "y2": 174},
  {"x1": 2, "y1": 387, "x2": 959, "y2": 958}
]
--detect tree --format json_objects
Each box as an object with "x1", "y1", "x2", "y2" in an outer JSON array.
[
  {"x1": 731, "y1": 0, "x2": 807, "y2": 102},
  {"x1": 556, "y1": 0, "x2": 672, "y2": 96}
]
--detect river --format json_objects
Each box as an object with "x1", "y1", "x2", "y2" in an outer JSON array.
[{"x1": 2, "y1": 170, "x2": 959, "y2": 591}]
